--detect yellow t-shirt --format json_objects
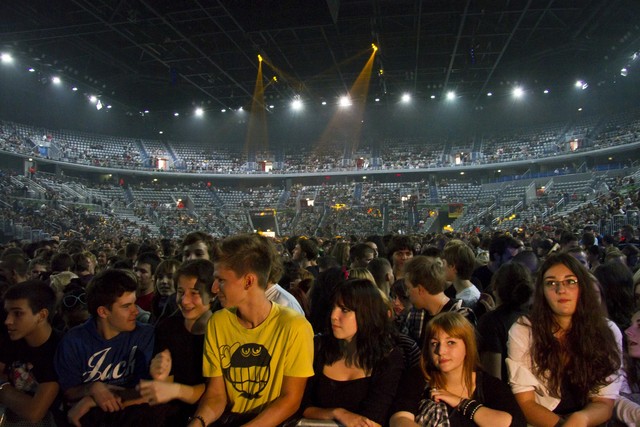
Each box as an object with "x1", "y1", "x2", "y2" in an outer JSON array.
[{"x1": 203, "y1": 302, "x2": 314, "y2": 414}]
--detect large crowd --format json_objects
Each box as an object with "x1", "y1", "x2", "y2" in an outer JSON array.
[{"x1": 1, "y1": 199, "x2": 640, "y2": 426}]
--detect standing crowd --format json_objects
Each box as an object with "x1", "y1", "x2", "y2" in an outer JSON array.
[{"x1": 1, "y1": 225, "x2": 640, "y2": 427}]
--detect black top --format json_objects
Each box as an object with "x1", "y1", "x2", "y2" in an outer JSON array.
[
  {"x1": 477, "y1": 305, "x2": 527, "y2": 383},
  {"x1": 392, "y1": 366, "x2": 527, "y2": 427},
  {"x1": 154, "y1": 314, "x2": 205, "y2": 386},
  {"x1": 302, "y1": 341, "x2": 405, "y2": 426}
]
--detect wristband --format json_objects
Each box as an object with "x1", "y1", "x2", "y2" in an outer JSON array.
[
  {"x1": 554, "y1": 418, "x2": 566, "y2": 427},
  {"x1": 188, "y1": 415, "x2": 206, "y2": 427},
  {"x1": 457, "y1": 398, "x2": 483, "y2": 420},
  {"x1": 0, "y1": 380, "x2": 10, "y2": 391}
]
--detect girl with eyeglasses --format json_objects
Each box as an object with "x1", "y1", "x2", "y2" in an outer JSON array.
[{"x1": 507, "y1": 253, "x2": 623, "y2": 426}]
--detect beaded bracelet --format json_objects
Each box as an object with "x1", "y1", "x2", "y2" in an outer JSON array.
[
  {"x1": 188, "y1": 415, "x2": 206, "y2": 427},
  {"x1": 456, "y1": 398, "x2": 484, "y2": 420}
]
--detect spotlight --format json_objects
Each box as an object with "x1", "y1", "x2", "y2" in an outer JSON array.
[
  {"x1": 72, "y1": 87, "x2": 78, "y2": 91},
  {"x1": 581, "y1": 82, "x2": 588, "y2": 90},
  {"x1": 543, "y1": 89, "x2": 549, "y2": 94},
  {"x1": 430, "y1": 95, "x2": 436, "y2": 99},
  {"x1": 238, "y1": 106, "x2": 243, "y2": 111},
  {"x1": 375, "y1": 98, "x2": 380, "y2": 102},
  {"x1": 321, "y1": 101, "x2": 327, "y2": 106},
  {"x1": 1, "y1": 53, "x2": 13, "y2": 64},
  {"x1": 28, "y1": 68, "x2": 35, "y2": 73},
  {"x1": 446, "y1": 91, "x2": 455, "y2": 101},
  {"x1": 174, "y1": 112, "x2": 179, "y2": 117},
  {"x1": 221, "y1": 109, "x2": 226, "y2": 113},
  {"x1": 621, "y1": 68, "x2": 628, "y2": 77},
  {"x1": 372, "y1": 43, "x2": 378, "y2": 52},
  {"x1": 269, "y1": 105, "x2": 274, "y2": 109},
  {"x1": 575, "y1": 80, "x2": 583, "y2": 88},
  {"x1": 291, "y1": 98, "x2": 303, "y2": 110},
  {"x1": 512, "y1": 87, "x2": 524, "y2": 98},
  {"x1": 159, "y1": 131, "x2": 164, "y2": 134},
  {"x1": 258, "y1": 54, "x2": 263, "y2": 62},
  {"x1": 487, "y1": 92, "x2": 492, "y2": 97},
  {"x1": 52, "y1": 76, "x2": 61, "y2": 84},
  {"x1": 96, "y1": 100, "x2": 103, "y2": 110},
  {"x1": 338, "y1": 96, "x2": 352, "y2": 107},
  {"x1": 89, "y1": 95, "x2": 97, "y2": 103},
  {"x1": 106, "y1": 105, "x2": 112, "y2": 109},
  {"x1": 401, "y1": 93, "x2": 411, "y2": 103},
  {"x1": 272, "y1": 76, "x2": 277, "y2": 82},
  {"x1": 195, "y1": 107, "x2": 204, "y2": 116}
]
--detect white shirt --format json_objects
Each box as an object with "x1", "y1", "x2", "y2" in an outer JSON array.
[
  {"x1": 265, "y1": 284, "x2": 305, "y2": 315},
  {"x1": 506, "y1": 316, "x2": 623, "y2": 411}
]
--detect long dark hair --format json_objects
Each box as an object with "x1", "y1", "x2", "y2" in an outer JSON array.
[
  {"x1": 593, "y1": 262, "x2": 635, "y2": 330},
  {"x1": 319, "y1": 278, "x2": 394, "y2": 374},
  {"x1": 528, "y1": 253, "x2": 620, "y2": 400}
]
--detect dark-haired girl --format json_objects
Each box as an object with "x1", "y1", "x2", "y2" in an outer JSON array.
[
  {"x1": 301, "y1": 279, "x2": 404, "y2": 427},
  {"x1": 507, "y1": 252, "x2": 623, "y2": 426}
]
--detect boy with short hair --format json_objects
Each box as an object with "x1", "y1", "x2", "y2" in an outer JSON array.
[
  {"x1": 190, "y1": 234, "x2": 314, "y2": 427},
  {"x1": 54, "y1": 268, "x2": 155, "y2": 425},
  {"x1": 0, "y1": 280, "x2": 61, "y2": 425}
]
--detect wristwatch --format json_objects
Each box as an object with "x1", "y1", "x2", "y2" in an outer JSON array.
[{"x1": 0, "y1": 381, "x2": 10, "y2": 391}]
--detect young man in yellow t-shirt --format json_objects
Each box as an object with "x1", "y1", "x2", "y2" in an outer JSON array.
[{"x1": 189, "y1": 234, "x2": 314, "y2": 427}]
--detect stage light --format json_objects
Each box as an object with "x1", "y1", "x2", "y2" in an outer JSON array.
[
  {"x1": 1, "y1": 53, "x2": 13, "y2": 64},
  {"x1": 159, "y1": 131, "x2": 163, "y2": 134},
  {"x1": 272, "y1": 76, "x2": 277, "y2": 82},
  {"x1": 72, "y1": 87, "x2": 78, "y2": 91},
  {"x1": 52, "y1": 76, "x2": 61, "y2": 84},
  {"x1": 269, "y1": 105, "x2": 274, "y2": 109},
  {"x1": 174, "y1": 112, "x2": 179, "y2": 117},
  {"x1": 238, "y1": 106, "x2": 243, "y2": 111},
  {"x1": 28, "y1": 68, "x2": 35, "y2": 72},
  {"x1": 89, "y1": 95, "x2": 97, "y2": 103},
  {"x1": 487, "y1": 92, "x2": 492, "y2": 97},
  {"x1": 430, "y1": 95, "x2": 436, "y2": 99},
  {"x1": 446, "y1": 91, "x2": 455, "y2": 100},
  {"x1": 291, "y1": 98, "x2": 303, "y2": 110},
  {"x1": 575, "y1": 80, "x2": 588, "y2": 89},
  {"x1": 338, "y1": 96, "x2": 352, "y2": 107},
  {"x1": 321, "y1": 101, "x2": 327, "y2": 106},
  {"x1": 375, "y1": 98, "x2": 380, "y2": 102},
  {"x1": 144, "y1": 110, "x2": 149, "y2": 113},
  {"x1": 221, "y1": 109, "x2": 226, "y2": 112},
  {"x1": 258, "y1": 54, "x2": 263, "y2": 62},
  {"x1": 195, "y1": 107, "x2": 204, "y2": 116},
  {"x1": 621, "y1": 68, "x2": 628, "y2": 77},
  {"x1": 106, "y1": 105, "x2": 112, "y2": 109},
  {"x1": 372, "y1": 43, "x2": 378, "y2": 52},
  {"x1": 512, "y1": 87, "x2": 524, "y2": 98},
  {"x1": 543, "y1": 89, "x2": 549, "y2": 94},
  {"x1": 96, "y1": 100, "x2": 103, "y2": 110},
  {"x1": 401, "y1": 93, "x2": 411, "y2": 103}
]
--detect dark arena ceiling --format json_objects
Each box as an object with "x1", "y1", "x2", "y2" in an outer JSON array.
[{"x1": 2, "y1": 0, "x2": 640, "y2": 115}]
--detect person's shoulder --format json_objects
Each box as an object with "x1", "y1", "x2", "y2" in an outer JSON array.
[
  {"x1": 60, "y1": 319, "x2": 93, "y2": 341},
  {"x1": 509, "y1": 316, "x2": 531, "y2": 335},
  {"x1": 273, "y1": 303, "x2": 307, "y2": 323}
]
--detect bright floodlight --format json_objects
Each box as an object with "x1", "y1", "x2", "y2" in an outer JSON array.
[
  {"x1": 89, "y1": 95, "x2": 97, "y2": 103},
  {"x1": 238, "y1": 106, "x2": 243, "y2": 111},
  {"x1": 430, "y1": 95, "x2": 436, "y2": 99},
  {"x1": 621, "y1": 68, "x2": 628, "y2": 77},
  {"x1": 52, "y1": 76, "x2": 61, "y2": 84},
  {"x1": 372, "y1": 43, "x2": 378, "y2": 52},
  {"x1": 543, "y1": 89, "x2": 549, "y2": 94},
  {"x1": 512, "y1": 87, "x2": 524, "y2": 98},
  {"x1": 195, "y1": 107, "x2": 204, "y2": 116},
  {"x1": 1, "y1": 53, "x2": 13, "y2": 64},
  {"x1": 487, "y1": 92, "x2": 492, "y2": 97},
  {"x1": 257, "y1": 54, "x2": 263, "y2": 62},
  {"x1": 446, "y1": 91, "x2": 455, "y2": 101},
  {"x1": 96, "y1": 100, "x2": 103, "y2": 110},
  {"x1": 339, "y1": 96, "x2": 352, "y2": 107},
  {"x1": 174, "y1": 112, "x2": 179, "y2": 117},
  {"x1": 28, "y1": 68, "x2": 35, "y2": 72},
  {"x1": 291, "y1": 99, "x2": 303, "y2": 110},
  {"x1": 269, "y1": 105, "x2": 274, "y2": 109},
  {"x1": 575, "y1": 80, "x2": 584, "y2": 88},
  {"x1": 375, "y1": 98, "x2": 380, "y2": 102},
  {"x1": 221, "y1": 109, "x2": 226, "y2": 113},
  {"x1": 401, "y1": 93, "x2": 411, "y2": 103},
  {"x1": 321, "y1": 101, "x2": 327, "y2": 106},
  {"x1": 72, "y1": 87, "x2": 78, "y2": 91}
]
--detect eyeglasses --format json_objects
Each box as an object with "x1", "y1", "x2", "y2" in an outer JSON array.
[
  {"x1": 543, "y1": 278, "x2": 579, "y2": 291},
  {"x1": 62, "y1": 293, "x2": 87, "y2": 308}
]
